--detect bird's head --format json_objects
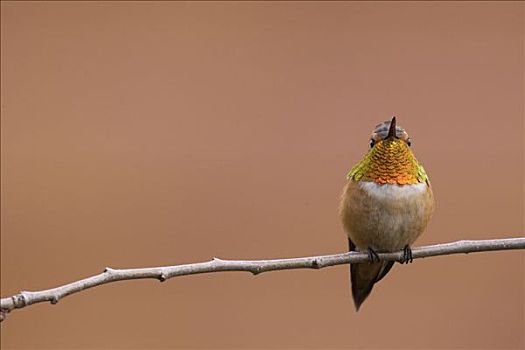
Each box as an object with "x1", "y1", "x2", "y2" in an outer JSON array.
[{"x1": 347, "y1": 117, "x2": 429, "y2": 185}]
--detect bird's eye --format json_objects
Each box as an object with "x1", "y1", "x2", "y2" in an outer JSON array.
[
  {"x1": 369, "y1": 139, "x2": 375, "y2": 148},
  {"x1": 406, "y1": 138, "x2": 412, "y2": 147}
]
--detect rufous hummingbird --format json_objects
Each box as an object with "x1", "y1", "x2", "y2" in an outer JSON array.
[{"x1": 340, "y1": 117, "x2": 435, "y2": 311}]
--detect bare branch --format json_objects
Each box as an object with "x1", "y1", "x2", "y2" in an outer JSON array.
[{"x1": 1, "y1": 237, "x2": 524, "y2": 321}]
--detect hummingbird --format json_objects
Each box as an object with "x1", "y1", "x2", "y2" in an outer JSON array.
[{"x1": 339, "y1": 117, "x2": 435, "y2": 311}]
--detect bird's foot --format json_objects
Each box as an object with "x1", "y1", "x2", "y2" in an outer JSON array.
[
  {"x1": 401, "y1": 245, "x2": 413, "y2": 264},
  {"x1": 367, "y1": 247, "x2": 380, "y2": 263}
]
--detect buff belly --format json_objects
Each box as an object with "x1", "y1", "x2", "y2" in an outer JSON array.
[{"x1": 340, "y1": 181, "x2": 434, "y2": 252}]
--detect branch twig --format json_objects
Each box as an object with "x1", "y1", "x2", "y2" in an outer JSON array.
[{"x1": 1, "y1": 237, "x2": 524, "y2": 321}]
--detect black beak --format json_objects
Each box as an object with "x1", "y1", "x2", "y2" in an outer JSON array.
[{"x1": 387, "y1": 116, "x2": 397, "y2": 139}]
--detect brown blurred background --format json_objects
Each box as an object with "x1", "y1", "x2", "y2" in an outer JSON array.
[{"x1": 1, "y1": 2, "x2": 523, "y2": 349}]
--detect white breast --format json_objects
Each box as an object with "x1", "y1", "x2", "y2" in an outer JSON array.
[
  {"x1": 341, "y1": 181, "x2": 434, "y2": 252},
  {"x1": 360, "y1": 182, "x2": 428, "y2": 200}
]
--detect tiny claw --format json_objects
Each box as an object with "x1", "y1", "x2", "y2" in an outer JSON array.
[
  {"x1": 311, "y1": 259, "x2": 320, "y2": 269},
  {"x1": 367, "y1": 247, "x2": 380, "y2": 263},
  {"x1": 402, "y1": 245, "x2": 413, "y2": 264}
]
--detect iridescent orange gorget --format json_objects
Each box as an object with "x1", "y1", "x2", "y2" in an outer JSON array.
[{"x1": 347, "y1": 118, "x2": 430, "y2": 185}]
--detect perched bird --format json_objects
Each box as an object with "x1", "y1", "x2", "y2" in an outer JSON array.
[{"x1": 340, "y1": 117, "x2": 434, "y2": 311}]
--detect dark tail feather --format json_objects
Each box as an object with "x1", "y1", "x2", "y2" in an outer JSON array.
[{"x1": 348, "y1": 239, "x2": 395, "y2": 311}]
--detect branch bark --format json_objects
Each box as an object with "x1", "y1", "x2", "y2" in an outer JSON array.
[{"x1": 1, "y1": 237, "x2": 524, "y2": 321}]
